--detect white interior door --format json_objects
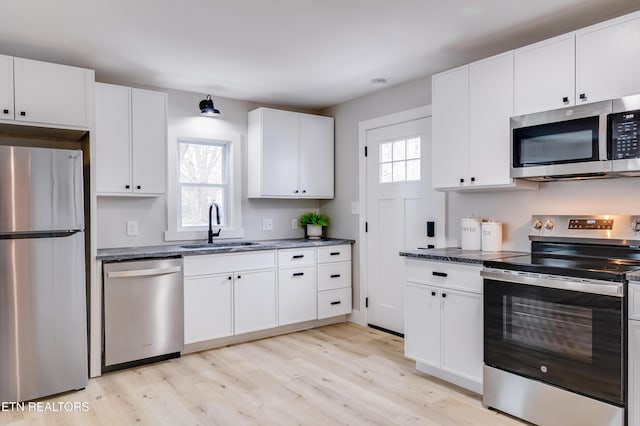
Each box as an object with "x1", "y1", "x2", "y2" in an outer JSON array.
[{"x1": 365, "y1": 117, "x2": 445, "y2": 334}]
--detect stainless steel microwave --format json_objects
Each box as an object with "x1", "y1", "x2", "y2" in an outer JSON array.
[{"x1": 510, "y1": 94, "x2": 640, "y2": 181}]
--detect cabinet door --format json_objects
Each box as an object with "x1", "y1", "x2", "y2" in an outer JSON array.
[
  {"x1": 469, "y1": 52, "x2": 514, "y2": 186},
  {"x1": 184, "y1": 274, "x2": 233, "y2": 344},
  {"x1": 577, "y1": 15, "x2": 640, "y2": 104},
  {"x1": 514, "y1": 34, "x2": 575, "y2": 115},
  {"x1": 278, "y1": 266, "x2": 316, "y2": 325},
  {"x1": 95, "y1": 83, "x2": 132, "y2": 194},
  {"x1": 0, "y1": 55, "x2": 13, "y2": 120},
  {"x1": 13, "y1": 58, "x2": 90, "y2": 128},
  {"x1": 440, "y1": 289, "x2": 483, "y2": 384},
  {"x1": 261, "y1": 108, "x2": 299, "y2": 197},
  {"x1": 432, "y1": 65, "x2": 469, "y2": 189},
  {"x1": 234, "y1": 269, "x2": 277, "y2": 334},
  {"x1": 131, "y1": 89, "x2": 167, "y2": 195},
  {"x1": 631, "y1": 320, "x2": 640, "y2": 426},
  {"x1": 299, "y1": 114, "x2": 334, "y2": 198},
  {"x1": 405, "y1": 283, "x2": 440, "y2": 366}
]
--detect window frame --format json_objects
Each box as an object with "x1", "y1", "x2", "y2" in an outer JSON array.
[
  {"x1": 378, "y1": 134, "x2": 422, "y2": 183},
  {"x1": 176, "y1": 138, "x2": 230, "y2": 231}
]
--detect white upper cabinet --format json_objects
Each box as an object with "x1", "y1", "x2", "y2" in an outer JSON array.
[
  {"x1": 432, "y1": 53, "x2": 536, "y2": 191},
  {"x1": 0, "y1": 55, "x2": 14, "y2": 120},
  {"x1": 248, "y1": 107, "x2": 334, "y2": 199},
  {"x1": 0, "y1": 55, "x2": 93, "y2": 129},
  {"x1": 514, "y1": 34, "x2": 575, "y2": 116},
  {"x1": 576, "y1": 13, "x2": 640, "y2": 104},
  {"x1": 432, "y1": 65, "x2": 469, "y2": 190},
  {"x1": 95, "y1": 83, "x2": 167, "y2": 196}
]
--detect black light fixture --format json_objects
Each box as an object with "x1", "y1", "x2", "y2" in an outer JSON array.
[{"x1": 199, "y1": 94, "x2": 221, "y2": 117}]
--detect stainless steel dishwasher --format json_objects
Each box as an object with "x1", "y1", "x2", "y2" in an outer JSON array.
[{"x1": 103, "y1": 257, "x2": 184, "y2": 371}]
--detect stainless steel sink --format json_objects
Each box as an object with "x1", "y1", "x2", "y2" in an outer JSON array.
[{"x1": 180, "y1": 241, "x2": 261, "y2": 249}]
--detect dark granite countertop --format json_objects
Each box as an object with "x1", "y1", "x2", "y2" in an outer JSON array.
[
  {"x1": 399, "y1": 247, "x2": 527, "y2": 265},
  {"x1": 97, "y1": 238, "x2": 355, "y2": 262},
  {"x1": 627, "y1": 270, "x2": 640, "y2": 282}
]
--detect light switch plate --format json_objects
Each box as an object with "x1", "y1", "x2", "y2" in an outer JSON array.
[
  {"x1": 291, "y1": 219, "x2": 298, "y2": 230},
  {"x1": 126, "y1": 220, "x2": 138, "y2": 236},
  {"x1": 263, "y1": 218, "x2": 273, "y2": 231},
  {"x1": 351, "y1": 201, "x2": 360, "y2": 215}
]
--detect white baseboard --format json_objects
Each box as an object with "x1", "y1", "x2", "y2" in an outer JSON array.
[{"x1": 347, "y1": 309, "x2": 366, "y2": 326}]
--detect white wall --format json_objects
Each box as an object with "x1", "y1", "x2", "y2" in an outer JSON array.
[
  {"x1": 320, "y1": 76, "x2": 431, "y2": 311},
  {"x1": 97, "y1": 88, "x2": 319, "y2": 248}
]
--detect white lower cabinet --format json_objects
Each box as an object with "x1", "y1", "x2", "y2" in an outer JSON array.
[
  {"x1": 184, "y1": 273, "x2": 233, "y2": 344},
  {"x1": 404, "y1": 259, "x2": 483, "y2": 393},
  {"x1": 234, "y1": 269, "x2": 277, "y2": 334},
  {"x1": 278, "y1": 265, "x2": 316, "y2": 325},
  {"x1": 317, "y1": 245, "x2": 352, "y2": 318}
]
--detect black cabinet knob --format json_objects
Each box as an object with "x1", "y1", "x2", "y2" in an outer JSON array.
[
  {"x1": 460, "y1": 178, "x2": 464, "y2": 183},
  {"x1": 136, "y1": 185, "x2": 141, "y2": 190},
  {"x1": 2, "y1": 109, "x2": 8, "y2": 114},
  {"x1": 302, "y1": 190, "x2": 306, "y2": 194},
  {"x1": 125, "y1": 185, "x2": 130, "y2": 189},
  {"x1": 470, "y1": 177, "x2": 475, "y2": 182},
  {"x1": 579, "y1": 93, "x2": 587, "y2": 100},
  {"x1": 431, "y1": 291, "x2": 436, "y2": 296},
  {"x1": 237, "y1": 275, "x2": 241, "y2": 279},
  {"x1": 227, "y1": 276, "x2": 232, "y2": 280},
  {"x1": 562, "y1": 96, "x2": 569, "y2": 103},
  {"x1": 294, "y1": 190, "x2": 299, "y2": 194},
  {"x1": 20, "y1": 111, "x2": 26, "y2": 116},
  {"x1": 442, "y1": 293, "x2": 447, "y2": 298}
]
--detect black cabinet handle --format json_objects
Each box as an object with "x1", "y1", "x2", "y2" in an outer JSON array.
[
  {"x1": 237, "y1": 275, "x2": 242, "y2": 279},
  {"x1": 431, "y1": 291, "x2": 436, "y2": 296},
  {"x1": 470, "y1": 177, "x2": 475, "y2": 182},
  {"x1": 20, "y1": 111, "x2": 26, "y2": 116},
  {"x1": 330, "y1": 274, "x2": 341, "y2": 278},
  {"x1": 293, "y1": 272, "x2": 304, "y2": 277},
  {"x1": 330, "y1": 301, "x2": 342, "y2": 305},
  {"x1": 125, "y1": 185, "x2": 130, "y2": 189},
  {"x1": 292, "y1": 255, "x2": 304, "y2": 259},
  {"x1": 579, "y1": 93, "x2": 587, "y2": 100},
  {"x1": 432, "y1": 271, "x2": 448, "y2": 277},
  {"x1": 459, "y1": 178, "x2": 464, "y2": 183},
  {"x1": 442, "y1": 293, "x2": 447, "y2": 298},
  {"x1": 2, "y1": 109, "x2": 8, "y2": 114},
  {"x1": 136, "y1": 185, "x2": 141, "y2": 190},
  {"x1": 562, "y1": 96, "x2": 569, "y2": 103},
  {"x1": 330, "y1": 252, "x2": 340, "y2": 256}
]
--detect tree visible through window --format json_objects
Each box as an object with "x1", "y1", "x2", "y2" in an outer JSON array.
[{"x1": 178, "y1": 138, "x2": 229, "y2": 228}]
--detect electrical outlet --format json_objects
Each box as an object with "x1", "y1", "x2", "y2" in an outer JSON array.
[
  {"x1": 291, "y1": 219, "x2": 298, "y2": 230},
  {"x1": 126, "y1": 220, "x2": 138, "y2": 236},
  {"x1": 262, "y1": 218, "x2": 273, "y2": 231}
]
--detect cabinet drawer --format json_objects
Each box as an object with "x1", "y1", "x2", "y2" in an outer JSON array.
[
  {"x1": 317, "y1": 245, "x2": 351, "y2": 263},
  {"x1": 278, "y1": 248, "x2": 315, "y2": 267},
  {"x1": 318, "y1": 288, "x2": 352, "y2": 319},
  {"x1": 405, "y1": 259, "x2": 482, "y2": 294},
  {"x1": 630, "y1": 282, "x2": 640, "y2": 320},
  {"x1": 184, "y1": 251, "x2": 276, "y2": 276},
  {"x1": 317, "y1": 262, "x2": 351, "y2": 291}
]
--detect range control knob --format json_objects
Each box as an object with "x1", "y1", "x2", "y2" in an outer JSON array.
[
  {"x1": 544, "y1": 220, "x2": 555, "y2": 230},
  {"x1": 632, "y1": 220, "x2": 640, "y2": 233},
  {"x1": 533, "y1": 220, "x2": 543, "y2": 230}
]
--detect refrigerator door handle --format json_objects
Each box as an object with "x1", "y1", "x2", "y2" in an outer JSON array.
[{"x1": 106, "y1": 266, "x2": 182, "y2": 279}]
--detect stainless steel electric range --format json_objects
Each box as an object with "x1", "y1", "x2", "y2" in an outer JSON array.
[{"x1": 482, "y1": 215, "x2": 640, "y2": 426}]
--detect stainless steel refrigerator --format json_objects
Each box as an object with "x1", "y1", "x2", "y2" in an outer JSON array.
[{"x1": 0, "y1": 145, "x2": 88, "y2": 402}]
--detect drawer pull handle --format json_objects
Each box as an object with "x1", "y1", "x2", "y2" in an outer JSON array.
[
  {"x1": 293, "y1": 272, "x2": 304, "y2": 277},
  {"x1": 292, "y1": 255, "x2": 304, "y2": 259},
  {"x1": 330, "y1": 252, "x2": 340, "y2": 256},
  {"x1": 432, "y1": 271, "x2": 448, "y2": 278},
  {"x1": 330, "y1": 274, "x2": 341, "y2": 278},
  {"x1": 330, "y1": 301, "x2": 342, "y2": 305}
]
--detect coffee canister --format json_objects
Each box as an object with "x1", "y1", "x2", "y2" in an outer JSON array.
[
  {"x1": 461, "y1": 217, "x2": 482, "y2": 250},
  {"x1": 482, "y1": 221, "x2": 503, "y2": 252}
]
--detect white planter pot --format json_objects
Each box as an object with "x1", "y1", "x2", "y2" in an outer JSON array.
[{"x1": 306, "y1": 224, "x2": 323, "y2": 239}]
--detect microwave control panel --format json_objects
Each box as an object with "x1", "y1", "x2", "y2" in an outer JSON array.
[{"x1": 609, "y1": 110, "x2": 640, "y2": 159}]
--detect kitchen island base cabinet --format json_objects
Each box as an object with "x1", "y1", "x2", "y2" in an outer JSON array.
[{"x1": 404, "y1": 259, "x2": 483, "y2": 394}]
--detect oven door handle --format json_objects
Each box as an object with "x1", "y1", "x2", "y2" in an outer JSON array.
[{"x1": 481, "y1": 268, "x2": 624, "y2": 297}]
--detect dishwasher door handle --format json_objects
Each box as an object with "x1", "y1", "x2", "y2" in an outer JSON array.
[{"x1": 107, "y1": 266, "x2": 182, "y2": 279}]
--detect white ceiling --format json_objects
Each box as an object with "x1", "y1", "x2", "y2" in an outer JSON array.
[{"x1": 1, "y1": 0, "x2": 639, "y2": 109}]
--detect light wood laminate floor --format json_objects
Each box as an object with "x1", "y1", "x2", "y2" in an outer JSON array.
[{"x1": 1, "y1": 323, "x2": 525, "y2": 425}]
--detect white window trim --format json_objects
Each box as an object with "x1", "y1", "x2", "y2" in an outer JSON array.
[{"x1": 165, "y1": 130, "x2": 244, "y2": 241}]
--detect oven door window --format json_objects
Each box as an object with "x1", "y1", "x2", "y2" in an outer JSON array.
[
  {"x1": 484, "y1": 279, "x2": 623, "y2": 406},
  {"x1": 513, "y1": 116, "x2": 600, "y2": 167}
]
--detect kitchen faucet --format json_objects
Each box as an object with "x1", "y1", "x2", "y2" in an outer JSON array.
[{"x1": 208, "y1": 201, "x2": 222, "y2": 243}]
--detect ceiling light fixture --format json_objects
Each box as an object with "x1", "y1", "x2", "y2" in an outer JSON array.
[{"x1": 199, "y1": 94, "x2": 221, "y2": 117}]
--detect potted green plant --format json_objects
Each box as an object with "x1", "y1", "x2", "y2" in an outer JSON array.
[{"x1": 299, "y1": 212, "x2": 329, "y2": 239}]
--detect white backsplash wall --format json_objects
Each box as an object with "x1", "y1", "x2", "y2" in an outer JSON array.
[
  {"x1": 448, "y1": 177, "x2": 640, "y2": 252},
  {"x1": 97, "y1": 87, "x2": 320, "y2": 249}
]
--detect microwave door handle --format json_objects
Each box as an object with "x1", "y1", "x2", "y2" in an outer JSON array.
[{"x1": 599, "y1": 113, "x2": 608, "y2": 160}]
